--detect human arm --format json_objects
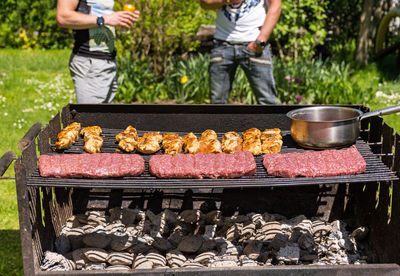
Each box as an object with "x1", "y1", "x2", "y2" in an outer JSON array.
[
  {"x1": 247, "y1": 0, "x2": 281, "y2": 53},
  {"x1": 200, "y1": 0, "x2": 243, "y2": 10},
  {"x1": 56, "y1": 0, "x2": 140, "y2": 30}
]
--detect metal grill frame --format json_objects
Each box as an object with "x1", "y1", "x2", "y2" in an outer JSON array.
[{"x1": 14, "y1": 104, "x2": 400, "y2": 275}]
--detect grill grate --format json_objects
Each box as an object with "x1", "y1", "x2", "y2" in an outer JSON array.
[{"x1": 27, "y1": 128, "x2": 398, "y2": 189}]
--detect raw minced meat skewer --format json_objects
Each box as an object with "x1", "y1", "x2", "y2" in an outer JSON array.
[{"x1": 55, "y1": 122, "x2": 81, "y2": 150}]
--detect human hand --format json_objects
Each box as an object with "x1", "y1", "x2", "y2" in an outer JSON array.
[
  {"x1": 247, "y1": 41, "x2": 264, "y2": 54},
  {"x1": 104, "y1": 10, "x2": 140, "y2": 28}
]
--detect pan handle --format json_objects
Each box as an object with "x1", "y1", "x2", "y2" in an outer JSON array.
[
  {"x1": 0, "y1": 151, "x2": 16, "y2": 177},
  {"x1": 360, "y1": 104, "x2": 400, "y2": 120}
]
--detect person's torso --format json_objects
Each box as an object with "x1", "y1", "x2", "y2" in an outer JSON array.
[
  {"x1": 214, "y1": 0, "x2": 266, "y2": 42},
  {"x1": 73, "y1": 0, "x2": 116, "y2": 60}
]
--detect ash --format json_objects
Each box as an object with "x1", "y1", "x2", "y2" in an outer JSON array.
[{"x1": 41, "y1": 208, "x2": 369, "y2": 271}]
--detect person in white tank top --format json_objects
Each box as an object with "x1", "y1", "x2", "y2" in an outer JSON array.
[{"x1": 200, "y1": 0, "x2": 281, "y2": 104}]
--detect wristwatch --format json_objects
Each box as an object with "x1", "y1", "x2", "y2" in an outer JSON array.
[
  {"x1": 97, "y1": 16, "x2": 105, "y2": 28},
  {"x1": 255, "y1": 39, "x2": 267, "y2": 48}
]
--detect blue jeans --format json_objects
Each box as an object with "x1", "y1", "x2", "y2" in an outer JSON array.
[{"x1": 209, "y1": 39, "x2": 279, "y2": 104}]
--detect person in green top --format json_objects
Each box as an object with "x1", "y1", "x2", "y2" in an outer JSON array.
[{"x1": 57, "y1": 0, "x2": 140, "y2": 103}]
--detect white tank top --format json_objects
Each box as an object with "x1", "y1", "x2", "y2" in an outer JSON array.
[{"x1": 214, "y1": 0, "x2": 266, "y2": 42}]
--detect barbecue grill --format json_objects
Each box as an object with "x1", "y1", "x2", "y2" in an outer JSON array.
[{"x1": 9, "y1": 104, "x2": 400, "y2": 275}]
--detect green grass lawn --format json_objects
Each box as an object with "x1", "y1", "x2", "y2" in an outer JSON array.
[
  {"x1": 0, "y1": 49, "x2": 74, "y2": 275},
  {"x1": 0, "y1": 49, "x2": 399, "y2": 275}
]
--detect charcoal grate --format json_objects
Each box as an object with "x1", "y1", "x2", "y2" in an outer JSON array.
[{"x1": 27, "y1": 128, "x2": 398, "y2": 189}]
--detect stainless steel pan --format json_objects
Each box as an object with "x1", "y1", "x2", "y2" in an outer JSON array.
[{"x1": 286, "y1": 104, "x2": 400, "y2": 149}]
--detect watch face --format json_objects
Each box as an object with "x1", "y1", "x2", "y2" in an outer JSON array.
[{"x1": 97, "y1": 16, "x2": 104, "y2": 27}]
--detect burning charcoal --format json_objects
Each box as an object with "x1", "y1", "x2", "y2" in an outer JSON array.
[
  {"x1": 250, "y1": 213, "x2": 266, "y2": 227},
  {"x1": 106, "y1": 265, "x2": 131, "y2": 270},
  {"x1": 239, "y1": 255, "x2": 258, "y2": 267},
  {"x1": 287, "y1": 215, "x2": 307, "y2": 226},
  {"x1": 82, "y1": 232, "x2": 112, "y2": 249},
  {"x1": 177, "y1": 235, "x2": 203, "y2": 253},
  {"x1": 105, "y1": 222, "x2": 125, "y2": 234},
  {"x1": 217, "y1": 239, "x2": 241, "y2": 256},
  {"x1": 121, "y1": 208, "x2": 139, "y2": 226},
  {"x1": 146, "y1": 251, "x2": 167, "y2": 267},
  {"x1": 129, "y1": 240, "x2": 152, "y2": 255},
  {"x1": 107, "y1": 252, "x2": 134, "y2": 266},
  {"x1": 312, "y1": 220, "x2": 332, "y2": 240},
  {"x1": 152, "y1": 237, "x2": 173, "y2": 253},
  {"x1": 194, "y1": 251, "x2": 216, "y2": 265},
  {"x1": 203, "y1": 224, "x2": 217, "y2": 239},
  {"x1": 243, "y1": 240, "x2": 263, "y2": 260},
  {"x1": 268, "y1": 233, "x2": 289, "y2": 251},
  {"x1": 168, "y1": 230, "x2": 184, "y2": 247},
  {"x1": 125, "y1": 225, "x2": 138, "y2": 237},
  {"x1": 198, "y1": 239, "x2": 217, "y2": 253},
  {"x1": 164, "y1": 209, "x2": 178, "y2": 225},
  {"x1": 297, "y1": 232, "x2": 315, "y2": 252},
  {"x1": 276, "y1": 243, "x2": 300, "y2": 264},
  {"x1": 241, "y1": 222, "x2": 256, "y2": 239},
  {"x1": 262, "y1": 221, "x2": 282, "y2": 241},
  {"x1": 108, "y1": 207, "x2": 122, "y2": 222},
  {"x1": 225, "y1": 214, "x2": 250, "y2": 224},
  {"x1": 133, "y1": 253, "x2": 153, "y2": 269},
  {"x1": 40, "y1": 251, "x2": 76, "y2": 271},
  {"x1": 84, "y1": 262, "x2": 106, "y2": 270},
  {"x1": 204, "y1": 210, "x2": 222, "y2": 225},
  {"x1": 55, "y1": 233, "x2": 71, "y2": 255},
  {"x1": 178, "y1": 209, "x2": 202, "y2": 224},
  {"x1": 299, "y1": 252, "x2": 318, "y2": 263},
  {"x1": 75, "y1": 214, "x2": 88, "y2": 225},
  {"x1": 146, "y1": 210, "x2": 161, "y2": 227},
  {"x1": 166, "y1": 250, "x2": 187, "y2": 268},
  {"x1": 72, "y1": 248, "x2": 90, "y2": 270},
  {"x1": 210, "y1": 259, "x2": 238, "y2": 267},
  {"x1": 290, "y1": 219, "x2": 313, "y2": 242},
  {"x1": 83, "y1": 248, "x2": 108, "y2": 263},
  {"x1": 66, "y1": 215, "x2": 82, "y2": 228},
  {"x1": 66, "y1": 228, "x2": 85, "y2": 250},
  {"x1": 87, "y1": 211, "x2": 107, "y2": 226},
  {"x1": 182, "y1": 262, "x2": 205, "y2": 268},
  {"x1": 110, "y1": 233, "x2": 133, "y2": 251},
  {"x1": 81, "y1": 224, "x2": 95, "y2": 234},
  {"x1": 92, "y1": 225, "x2": 106, "y2": 234},
  {"x1": 226, "y1": 223, "x2": 242, "y2": 242},
  {"x1": 350, "y1": 226, "x2": 369, "y2": 242}
]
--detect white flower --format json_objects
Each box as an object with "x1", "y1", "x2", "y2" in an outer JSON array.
[{"x1": 4, "y1": 112, "x2": 7, "y2": 116}]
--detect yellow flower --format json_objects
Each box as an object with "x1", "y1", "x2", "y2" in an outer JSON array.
[{"x1": 180, "y1": 75, "x2": 188, "y2": 85}]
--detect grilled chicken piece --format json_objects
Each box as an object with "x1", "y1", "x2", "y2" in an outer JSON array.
[
  {"x1": 200, "y1": 129, "x2": 218, "y2": 141},
  {"x1": 242, "y1": 137, "x2": 262, "y2": 156},
  {"x1": 55, "y1": 122, "x2": 81, "y2": 150},
  {"x1": 116, "y1": 126, "x2": 138, "y2": 152},
  {"x1": 242, "y1": 128, "x2": 262, "y2": 155},
  {"x1": 198, "y1": 129, "x2": 222, "y2": 153},
  {"x1": 116, "y1": 125, "x2": 138, "y2": 142},
  {"x1": 261, "y1": 140, "x2": 283, "y2": 154},
  {"x1": 182, "y1": 133, "x2": 200, "y2": 154},
  {"x1": 136, "y1": 132, "x2": 163, "y2": 154},
  {"x1": 84, "y1": 135, "x2": 103, "y2": 154},
  {"x1": 242, "y1": 128, "x2": 261, "y2": 140},
  {"x1": 81, "y1": 126, "x2": 103, "y2": 153},
  {"x1": 162, "y1": 133, "x2": 183, "y2": 155},
  {"x1": 261, "y1": 128, "x2": 283, "y2": 154},
  {"x1": 261, "y1": 128, "x2": 282, "y2": 142},
  {"x1": 221, "y1": 131, "x2": 243, "y2": 154}
]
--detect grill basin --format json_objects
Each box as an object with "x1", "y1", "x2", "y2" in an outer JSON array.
[{"x1": 13, "y1": 104, "x2": 400, "y2": 275}]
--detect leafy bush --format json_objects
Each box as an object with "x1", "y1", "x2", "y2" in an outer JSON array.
[{"x1": 274, "y1": 58, "x2": 373, "y2": 105}]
